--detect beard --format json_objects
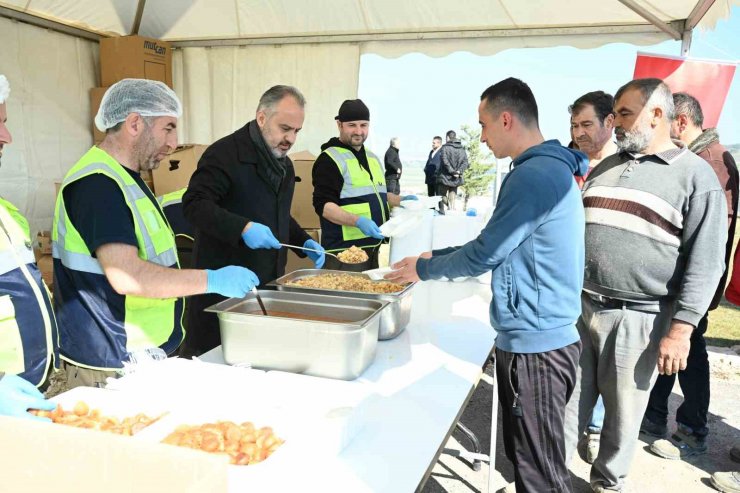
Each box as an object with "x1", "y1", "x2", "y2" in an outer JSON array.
[
  {"x1": 132, "y1": 128, "x2": 161, "y2": 171},
  {"x1": 615, "y1": 125, "x2": 653, "y2": 154},
  {"x1": 261, "y1": 126, "x2": 290, "y2": 158}
]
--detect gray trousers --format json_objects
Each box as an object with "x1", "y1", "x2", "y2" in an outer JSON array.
[{"x1": 564, "y1": 293, "x2": 673, "y2": 491}]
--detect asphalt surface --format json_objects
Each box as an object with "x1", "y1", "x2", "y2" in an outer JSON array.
[{"x1": 422, "y1": 349, "x2": 740, "y2": 493}]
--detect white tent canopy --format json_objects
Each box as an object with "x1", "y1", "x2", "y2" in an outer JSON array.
[
  {"x1": 0, "y1": 0, "x2": 737, "y2": 232},
  {"x1": 0, "y1": 0, "x2": 736, "y2": 55}
]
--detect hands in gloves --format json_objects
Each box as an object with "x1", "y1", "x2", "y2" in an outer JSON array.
[
  {"x1": 401, "y1": 195, "x2": 418, "y2": 201},
  {"x1": 303, "y1": 239, "x2": 325, "y2": 269},
  {"x1": 241, "y1": 222, "x2": 280, "y2": 249},
  {"x1": 206, "y1": 266, "x2": 261, "y2": 298},
  {"x1": 0, "y1": 374, "x2": 57, "y2": 421},
  {"x1": 355, "y1": 216, "x2": 384, "y2": 240}
]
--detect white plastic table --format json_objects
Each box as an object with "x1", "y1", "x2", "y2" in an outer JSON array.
[{"x1": 200, "y1": 280, "x2": 497, "y2": 492}]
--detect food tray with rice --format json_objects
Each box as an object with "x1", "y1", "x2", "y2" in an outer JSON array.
[{"x1": 268, "y1": 269, "x2": 415, "y2": 340}]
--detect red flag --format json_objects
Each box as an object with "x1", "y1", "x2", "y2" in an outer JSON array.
[{"x1": 634, "y1": 53, "x2": 736, "y2": 128}]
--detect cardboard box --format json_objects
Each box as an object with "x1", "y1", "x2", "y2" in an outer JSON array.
[
  {"x1": 152, "y1": 144, "x2": 208, "y2": 196},
  {"x1": 90, "y1": 87, "x2": 109, "y2": 144},
  {"x1": 0, "y1": 416, "x2": 228, "y2": 492},
  {"x1": 285, "y1": 229, "x2": 321, "y2": 273},
  {"x1": 100, "y1": 35, "x2": 173, "y2": 87},
  {"x1": 289, "y1": 150, "x2": 320, "y2": 229},
  {"x1": 36, "y1": 231, "x2": 52, "y2": 255},
  {"x1": 36, "y1": 254, "x2": 54, "y2": 289}
]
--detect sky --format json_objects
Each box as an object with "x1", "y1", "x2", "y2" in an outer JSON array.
[{"x1": 358, "y1": 6, "x2": 740, "y2": 161}]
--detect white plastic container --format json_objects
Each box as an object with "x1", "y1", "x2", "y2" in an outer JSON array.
[{"x1": 388, "y1": 208, "x2": 434, "y2": 265}]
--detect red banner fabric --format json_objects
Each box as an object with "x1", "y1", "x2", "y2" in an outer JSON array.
[{"x1": 633, "y1": 53, "x2": 736, "y2": 128}]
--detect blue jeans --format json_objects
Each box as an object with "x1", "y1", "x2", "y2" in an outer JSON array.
[{"x1": 588, "y1": 396, "x2": 605, "y2": 433}]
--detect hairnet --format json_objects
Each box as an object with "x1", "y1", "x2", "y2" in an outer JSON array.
[
  {"x1": 0, "y1": 75, "x2": 10, "y2": 104},
  {"x1": 94, "y1": 78, "x2": 182, "y2": 132}
]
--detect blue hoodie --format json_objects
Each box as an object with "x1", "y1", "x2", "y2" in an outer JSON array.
[{"x1": 417, "y1": 140, "x2": 588, "y2": 354}]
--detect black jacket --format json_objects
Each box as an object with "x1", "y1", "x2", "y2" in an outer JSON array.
[
  {"x1": 181, "y1": 121, "x2": 309, "y2": 355},
  {"x1": 384, "y1": 146, "x2": 402, "y2": 178},
  {"x1": 437, "y1": 140, "x2": 469, "y2": 187},
  {"x1": 423, "y1": 148, "x2": 441, "y2": 185}
]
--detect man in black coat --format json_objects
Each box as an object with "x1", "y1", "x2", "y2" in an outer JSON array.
[
  {"x1": 181, "y1": 85, "x2": 325, "y2": 356},
  {"x1": 423, "y1": 136, "x2": 443, "y2": 196},
  {"x1": 384, "y1": 137, "x2": 402, "y2": 195},
  {"x1": 437, "y1": 130, "x2": 469, "y2": 213}
]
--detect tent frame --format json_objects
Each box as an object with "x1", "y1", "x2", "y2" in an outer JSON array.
[{"x1": 0, "y1": 0, "x2": 722, "y2": 56}]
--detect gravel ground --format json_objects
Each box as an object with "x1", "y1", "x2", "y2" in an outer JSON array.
[{"x1": 422, "y1": 347, "x2": 740, "y2": 493}]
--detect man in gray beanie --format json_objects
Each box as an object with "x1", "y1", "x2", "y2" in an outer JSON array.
[
  {"x1": 312, "y1": 98, "x2": 415, "y2": 269},
  {"x1": 53, "y1": 78, "x2": 260, "y2": 388}
]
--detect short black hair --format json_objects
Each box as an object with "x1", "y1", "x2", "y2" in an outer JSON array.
[
  {"x1": 673, "y1": 92, "x2": 704, "y2": 128},
  {"x1": 480, "y1": 77, "x2": 539, "y2": 128},
  {"x1": 433, "y1": 135, "x2": 443, "y2": 142},
  {"x1": 569, "y1": 91, "x2": 614, "y2": 124},
  {"x1": 446, "y1": 130, "x2": 456, "y2": 140}
]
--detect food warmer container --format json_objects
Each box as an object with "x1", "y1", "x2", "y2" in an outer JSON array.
[
  {"x1": 205, "y1": 290, "x2": 388, "y2": 380},
  {"x1": 268, "y1": 269, "x2": 415, "y2": 340}
]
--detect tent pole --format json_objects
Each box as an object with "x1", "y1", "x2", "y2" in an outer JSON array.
[
  {"x1": 617, "y1": 0, "x2": 682, "y2": 40},
  {"x1": 130, "y1": 0, "x2": 147, "y2": 35},
  {"x1": 681, "y1": 29, "x2": 693, "y2": 56},
  {"x1": 685, "y1": 0, "x2": 717, "y2": 30}
]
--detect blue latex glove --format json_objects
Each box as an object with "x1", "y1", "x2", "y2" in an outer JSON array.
[
  {"x1": 241, "y1": 222, "x2": 280, "y2": 250},
  {"x1": 466, "y1": 208, "x2": 477, "y2": 217},
  {"x1": 303, "y1": 239, "x2": 325, "y2": 269},
  {"x1": 355, "y1": 216, "x2": 384, "y2": 240},
  {"x1": 0, "y1": 374, "x2": 56, "y2": 421},
  {"x1": 206, "y1": 266, "x2": 261, "y2": 298},
  {"x1": 401, "y1": 195, "x2": 419, "y2": 201}
]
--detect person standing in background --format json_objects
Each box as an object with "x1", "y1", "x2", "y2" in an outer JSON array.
[
  {"x1": 437, "y1": 130, "x2": 469, "y2": 214},
  {"x1": 384, "y1": 137, "x2": 402, "y2": 195},
  {"x1": 423, "y1": 136, "x2": 443, "y2": 197}
]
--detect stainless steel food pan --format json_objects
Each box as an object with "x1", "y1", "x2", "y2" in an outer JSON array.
[
  {"x1": 268, "y1": 269, "x2": 414, "y2": 340},
  {"x1": 205, "y1": 290, "x2": 387, "y2": 380}
]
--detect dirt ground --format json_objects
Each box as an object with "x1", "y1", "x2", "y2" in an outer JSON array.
[{"x1": 422, "y1": 346, "x2": 740, "y2": 493}]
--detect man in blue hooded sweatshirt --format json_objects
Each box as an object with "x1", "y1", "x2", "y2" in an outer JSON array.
[{"x1": 387, "y1": 78, "x2": 589, "y2": 493}]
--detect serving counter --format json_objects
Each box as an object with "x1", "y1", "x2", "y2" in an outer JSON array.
[{"x1": 197, "y1": 279, "x2": 496, "y2": 492}]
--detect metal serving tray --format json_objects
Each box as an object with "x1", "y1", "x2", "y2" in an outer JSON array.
[
  {"x1": 268, "y1": 269, "x2": 415, "y2": 340},
  {"x1": 205, "y1": 290, "x2": 388, "y2": 380}
]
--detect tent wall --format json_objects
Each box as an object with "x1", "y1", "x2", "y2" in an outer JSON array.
[
  {"x1": 0, "y1": 16, "x2": 97, "y2": 234},
  {"x1": 172, "y1": 43, "x2": 361, "y2": 154}
]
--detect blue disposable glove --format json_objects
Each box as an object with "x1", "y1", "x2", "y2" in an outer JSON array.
[
  {"x1": 355, "y1": 216, "x2": 384, "y2": 240},
  {"x1": 241, "y1": 222, "x2": 280, "y2": 250},
  {"x1": 0, "y1": 374, "x2": 56, "y2": 421},
  {"x1": 303, "y1": 239, "x2": 325, "y2": 269},
  {"x1": 401, "y1": 195, "x2": 419, "y2": 201},
  {"x1": 206, "y1": 266, "x2": 261, "y2": 298}
]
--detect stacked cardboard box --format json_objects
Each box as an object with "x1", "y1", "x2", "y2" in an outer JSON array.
[
  {"x1": 91, "y1": 35, "x2": 173, "y2": 144},
  {"x1": 33, "y1": 231, "x2": 54, "y2": 289},
  {"x1": 289, "y1": 150, "x2": 320, "y2": 230},
  {"x1": 152, "y1": 144, "x2": 208, "y2": 196}
]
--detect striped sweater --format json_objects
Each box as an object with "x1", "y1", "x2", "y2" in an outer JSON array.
[{"x1": 582, "y1": 146, "x2": 727, "y2": 326}]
